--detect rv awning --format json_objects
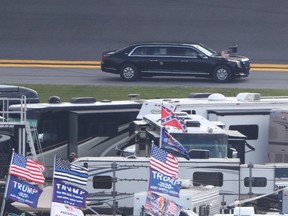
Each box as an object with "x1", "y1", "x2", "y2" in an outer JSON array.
[
  {"x1": 227, "y1": 130, "x2": 247, "y2": 138},
  {"x1": 133, "y1": 120, "x2": 148, "y2": 126},
  {"x1": 207, "y1": 109, "x2": 271, "y2": 116}
]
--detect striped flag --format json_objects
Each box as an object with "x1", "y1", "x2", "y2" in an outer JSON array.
[
  {"x1": 161, "y1": 106, "x2": 187, "y2": 132},
  {"x1": 150, "y1": 145, "x2": 178, "y2": 178},
  {"x1": 9, "y1": 152, "x2": 45, "y2": 185},
  {"x1": 54, "y1": 156, "x2": 88, "y2": 185}
]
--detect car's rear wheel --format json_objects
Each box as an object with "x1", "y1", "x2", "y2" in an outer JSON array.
[
  {"x1": 213, "y1": 65, "x2": 232, "y2": 83},
  {"x1": 120, "y1": 64, "x2": 139, "y2": 81}
]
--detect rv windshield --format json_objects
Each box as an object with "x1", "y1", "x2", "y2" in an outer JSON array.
[{"x1": 172, "y1": 133, "x2": 228, "y2": 158}]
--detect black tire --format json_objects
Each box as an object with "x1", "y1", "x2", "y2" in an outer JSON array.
[
  {"x1": 120, "y1": 64, "x2": 139, "y2": 81},
  {"x1": 213, "y1": 65, "x2": 232, "y2": 83}
]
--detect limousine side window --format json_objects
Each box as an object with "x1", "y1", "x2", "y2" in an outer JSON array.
[
  {"x1": 130, "y1": 47, "x2": 148, "y2": 56},
  {"x1": 167, "y1": 47, "x2": 198, "y2": 58},
  {"x1": 152, "y1": 47, "x2": 167, "y2": 56}
]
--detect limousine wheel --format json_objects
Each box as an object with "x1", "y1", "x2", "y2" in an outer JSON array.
[
  {"x1": 213, "y1": 65, "x2": 232, "y2": 83},
  {"x1": 120, "y1": 64, "x2": 139, "y2": 81}
]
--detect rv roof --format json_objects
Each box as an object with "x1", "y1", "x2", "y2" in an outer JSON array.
[
  {"x1": 143, "y1": 113, "x2": 228, "y2": 135},
  {"x1": 137, "y1": 92, "x2": 288, "y2": 119},
  {"x1": 9, "y1": 99, "x2": 142, "y2": 111}
]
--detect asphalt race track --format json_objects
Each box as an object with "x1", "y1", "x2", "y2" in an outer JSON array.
[
  {"x1": 0, "y1": 0, "x2": 288, "y2": 88},
  {"x1": 1, "y1": 0, "x2": 288, "y2": 63}
]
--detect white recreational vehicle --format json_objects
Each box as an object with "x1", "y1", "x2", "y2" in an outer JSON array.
[
  {"x1": 73, "y1": 156, "x2": 288, "y2": 215},
  {"x1": 72, "y1": 113, "x2": 288, "y2": 215},
  {"x1": 137, "y1": 92, "x2": 288, "y2": 164}
]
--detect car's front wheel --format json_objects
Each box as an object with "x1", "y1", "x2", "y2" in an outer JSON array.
[
  {"x1": 120, "y1": 64, "x2": 139, "y2": 81},
  {"x1": 213, "y1": 65, "x2": 232, "y2": 83}
]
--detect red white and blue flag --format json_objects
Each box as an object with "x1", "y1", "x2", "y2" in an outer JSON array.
[
  {"x1": 161, "y1": 106, "x2": 187, "y2": 132},
  {"x1": 150, "y1": 145, "x2": 179, "y2": 178},
  {"x1": 9, "y1": 152, "x2": 45, "y2": 185}
]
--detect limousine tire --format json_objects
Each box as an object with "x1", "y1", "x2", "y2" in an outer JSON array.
[
  {"x1": 120, "y1": 64, "x2": 139, "y2": 81},
  {"x1": 213, "y1": 65, "x2": 232, "y2": 83}
]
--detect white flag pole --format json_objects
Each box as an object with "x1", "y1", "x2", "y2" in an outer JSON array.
[{"x1": 50, "y1": 155, "x2": 56, "y2": 216}]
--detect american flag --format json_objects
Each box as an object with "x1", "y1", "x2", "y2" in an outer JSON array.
[
  {"x1": 150, "y1": 145, "x2": 178, "y2": 178},
  {"x1": 9, "y1": 152, "x2": 45, "y2": 185},
  {"x1": 161, "y1": 106, "x2": 187, "y2": 132},
  {"x1": 54, "y1": 156, "x2": 88, "y2": 185}
]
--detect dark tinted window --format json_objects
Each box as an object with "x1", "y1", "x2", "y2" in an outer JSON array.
[
  {"x1": 229, "y1": 125, "x2": 258, "y2": 140},
  {"x1": 184, "y1": 48, "x2": 199, "y2": 57},
  {"x1": 193, "y1": 172, "x2": 223, "y2": 186},
  {"x1": 149, "y1": 47, "x2": 167, "y2": 56},
  {"x1": 167, "y1": 47, "x2": 185, "y2": 56},
  {"x1": 93, "y1": 176, "x2": 112, "y2": 189},
  {"x1": 275, "y1": 168, "x2": 288, "y2": 178},
  {"x1": 244, "y1": 177, "x2": 267, "y2": 187},
  {"x1": 166, "y1": 47, "x2": 198, "y2": 57},
  {"x1": 130, "y1": 47, "x2": 148, "y2": 56}
]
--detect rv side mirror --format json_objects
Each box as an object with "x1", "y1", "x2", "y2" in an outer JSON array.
[{"x1": 229, "y1": 147, "x2": 238, "y2": 158}]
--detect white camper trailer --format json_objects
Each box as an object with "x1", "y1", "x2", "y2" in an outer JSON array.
[{"x1": 72, "y1": 155, "x2": 283, "y2": 215}]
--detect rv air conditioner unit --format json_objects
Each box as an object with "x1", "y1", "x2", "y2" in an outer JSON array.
[{"x1": 236, "y1": 93, "x2": 261, "y2": 102}]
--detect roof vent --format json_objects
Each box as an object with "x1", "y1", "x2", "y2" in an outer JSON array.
[
  {"x1": 70, "y1": 97, "x2": 96, "y2": 104},
  {"x1": 188, "y1": 92, "x2": 211, "y2": 98},
  {"x1": 185, "y1": 120, "x2": 201, "y2": 127},
  {"x1": 236, "y1": 93, "x2": 261, "y2": 102},
  {"x1": 128, "y1": 94, "x2": 140, "y2": 100},
  {"x1": 208, "y1": 93, "x2": 226, "y2": 101},
  {"x1": 49, "y1": 96, "x2": 61, "y2": 104},
  {"x1": 101, "y1": 99, "x2": 112, "y2": 103}
]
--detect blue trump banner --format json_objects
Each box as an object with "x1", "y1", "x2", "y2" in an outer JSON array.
[
  {"x1": 148, "y1": 169, "x2": 181, "y2": 198},
  {"x1": 6, "y1": 175, "x2": 43, "y2": 208},
  {"x1": 53, "y1": 179, "x2": 88, "y2": 208}
]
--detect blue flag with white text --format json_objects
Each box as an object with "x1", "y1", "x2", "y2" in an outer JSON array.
[
  {"x1": 6, "y1": 175, "x2": 43, "y2": 208},
  {"x1": 161, "y1": 128, "x2": 190, "y2": 160},
  {"x1": 148, "y1": 168, "x2": 181, "y2": 198}
]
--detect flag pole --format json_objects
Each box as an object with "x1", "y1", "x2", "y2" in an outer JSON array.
[
  {"x1": 50, "y1": 155, "x2": 56, "y2": 216},
  {"x1": 0, "y1": 149, "x2": 15, "y2": 216}
]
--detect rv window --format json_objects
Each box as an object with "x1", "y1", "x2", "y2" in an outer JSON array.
[
  {"x1": 193, "y1": 172, "x2": 223, "y2": 187},
  {"x1": 180, "y1": 110, "x2": 196, "y2": 115},
  {"x1": 229, "y1": 125, "x2": 258, "y2": 140},
  {"x1": 244, "y1": 177, "x2": 267, "y2": 187},
  {"x1": 93, "y1": 176, "x2": 112, "y2": 189},
  {"x1": 275, "y1": 168, "x2": 288, "y2": 178}
]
